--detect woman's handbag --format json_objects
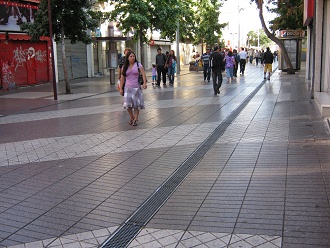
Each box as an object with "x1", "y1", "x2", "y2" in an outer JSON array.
[{"x1": 137, "y1": 63, "x2": 144, "y2": 85}]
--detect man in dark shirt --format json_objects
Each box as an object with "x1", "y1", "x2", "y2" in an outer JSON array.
[
  {"x1": 210, "y1": 46, "x2": 224, "y2": 95},
  {"x1": 263, "y1": 47, "x2": 274, "y2": 80},
  {"x1": 155, "y1": 48, "x2": 167, "y2": 86}
]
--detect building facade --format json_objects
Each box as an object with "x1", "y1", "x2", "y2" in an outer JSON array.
[
  {"x1": 0, "y1": 0, "x2": 52, "y2": 90},
  {"x1": 304, "y1": 0, "x2": 330, "y2": 117}
]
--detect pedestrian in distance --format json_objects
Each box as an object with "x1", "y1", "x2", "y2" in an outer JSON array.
[
  {"x1": 201, "y1": 48, "x2": 211, "y2": 82},
  {"x1": 260, "y1": 49, "x2": 264, "y2": 65},
  {"x1": 193, "y1": 51, "x2": 201, "y2": 72},
  {"x1": 155, "y1": 48, "x2": 167, "y2": 86},
  {"x1": 255, "y1": 50, "x2": 260, "y2": 66},
  {"x1": 263, "y1": 47, "x2": 274, "y2": 80},
  {"x1": 151, "y1": 63, "x2": 157, "y2": 85},
  {"x1": 273, "y1": 50, "x2": 278, "y2": 62},
  {"x1": 119, "y1": 51, "x2": 147, "y2": 126},
  {"x1": 249, "y1": 49, "x2": 254, "y2": 64},
  {"x1": 118, "y1": 47, "x2": 131, "y2": 81},
  {"x1": 210, "y1": 46, "x2": 224, "y2": 95},
  {"x1": 166, "y1": 50, "x2": 177, "y2": 86},
  {"x1": 225, "y1": 50, "x2": 236, "y2": 83},
  {"x1": 239, "y1": 47, "x2": 247, "y2": 75},
  {"x1": 165, "y1": 51, "x2": 169, "y2": 76},
  {"x1": 232, "y1": 49, "x2": 240, "y2": 77}
]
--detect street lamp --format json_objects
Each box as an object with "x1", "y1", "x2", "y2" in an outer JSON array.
[{"x1": 237, "y1": 6, "x2": 244, "y2": 49}]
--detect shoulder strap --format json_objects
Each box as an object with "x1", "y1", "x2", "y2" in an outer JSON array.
[{"x1": 136, "y1": 62, "x2": 141, "y2": 73}]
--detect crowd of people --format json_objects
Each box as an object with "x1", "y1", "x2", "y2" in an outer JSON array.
[{"x1": 117, "y1": 46, "x2": 276, "y2": 126}]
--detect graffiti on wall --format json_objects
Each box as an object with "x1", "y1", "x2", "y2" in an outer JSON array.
[
  {"x1": 1, "y1": 59, "x2": 14, "y2": 89},
  {"x1": 13, "y1": 46, "x2": 25, "y2": 70},
  {"x1": 0, "y1": 40, "x2": 49, "y2": 90}
]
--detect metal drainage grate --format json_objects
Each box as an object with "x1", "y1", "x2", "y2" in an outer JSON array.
[{"x1": 100, "y1": 79, "x2": 268, "y2": 248}]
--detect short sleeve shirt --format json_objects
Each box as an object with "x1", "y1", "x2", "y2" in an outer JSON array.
[
  {"x1": 125, "y1": 62, "x2": 143, "y2": 88},
  {"x1": 225, "y1": 55, "x2": 235, "y2": 68}
]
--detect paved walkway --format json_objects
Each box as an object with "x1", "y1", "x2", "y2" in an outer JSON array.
[{"x1": 0, "y1": 62, "x2": 330, "y2": 248}]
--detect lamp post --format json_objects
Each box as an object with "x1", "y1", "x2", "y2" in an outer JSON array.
[
  {"x1": 237, "y1": 6, "x2": 244, "y2": 49},
  {"x1": 257, "y1": 28, "x2": 260, "y2": 48},
  {"x1": 48, "y1": 0, "x2": 57, "y2": 100}
]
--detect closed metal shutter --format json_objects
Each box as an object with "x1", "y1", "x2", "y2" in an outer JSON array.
[{"x1": 56, "y1": 39, "x2": 88, "y2": 81}]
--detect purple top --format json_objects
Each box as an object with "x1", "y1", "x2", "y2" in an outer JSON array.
[
  {"x1": 225, "y1": 55, "x2": 235, "y2": 68},
  {"x1": 125, "y1": 62, "x2": 144, "y2": 88},
  {"x1": 152, "y1": 67, "x2": 157, "y2": 76}
]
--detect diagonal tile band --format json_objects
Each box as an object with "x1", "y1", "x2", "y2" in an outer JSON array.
[{"x1": 100, "y1": 76, "x2": 271, "y2": 248}]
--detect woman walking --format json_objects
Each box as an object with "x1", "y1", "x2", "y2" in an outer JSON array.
[
  {"x1": 166, "y1": 50, "x2": 177, "y2": 86},
  {"x1": 225, "y1": 50, "x2": 236, "y2": 82},
  {"x1": 119, "y1": 51, "x2": 147, "y2": 126}
]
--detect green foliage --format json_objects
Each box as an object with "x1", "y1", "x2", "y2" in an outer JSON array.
[
  {"x1": 246, "y1": 29, "x2": 271, "y2": 47},
  {"x1": 108, "y1": 0, "x2": 184, "y2": 43},
  {"x1": 193, "y1": 0, "x2": 227, "y2": 46},
  {"x1": 249, "y1": 0, "x2": 304, "y2": 32},
  {"x1": 159, "y1": 0, "x2": 196, "y2": 42},
  {"x1": 268, "y1": 0, "x2": 305, "y2": 31},
  {"x1": 106, "y1": 0, "x2": 227, "y2": 45},
  {"x1": 21, "y1": 0, "x2": 102, "y2": 44}
]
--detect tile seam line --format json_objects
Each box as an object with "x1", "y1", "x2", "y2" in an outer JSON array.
[
  {"x1": 99, "y1": 73, "x2": 272, "y2": 248},
  {"x1": 0, "y1": 72, "x2": 193, "y2": 119},
  {"x1": 0, "y1": 76, "x2": 258, "y2": 167},
  {"x1": 0, "y1": 70, "x2": 270, "y2": 172},
  {"x1": 2, "y1": 146, "x2": 155, "y2": 247}
]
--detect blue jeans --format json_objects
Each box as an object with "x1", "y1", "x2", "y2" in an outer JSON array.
[
  {"x1": 225, "y1": 67, "x2": 234, "y2": 78},
  {"x1": 203, "y1": 65, "x2": 211, "y2": 81},
  {"x1": 168, "y1": 66, "x2": 175, "y2": 84}
]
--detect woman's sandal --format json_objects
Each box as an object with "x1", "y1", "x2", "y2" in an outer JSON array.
[
  {"x1": 128, "y1": 117, "x2": 134, "y2": 125},
  {"x1": 132, "y1": 119, "x2": 138, "y2": 126}
]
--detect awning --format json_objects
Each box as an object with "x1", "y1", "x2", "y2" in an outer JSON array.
[
  {"x1": 9, "y1": 34, "x2": 30, "y2": 40},
  {"x1": 0, "y1": 33, "x2": 50, "y2": 41}
]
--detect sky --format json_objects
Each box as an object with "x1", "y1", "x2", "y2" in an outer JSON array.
[{"x1": 219, "y1": 0, "x2": 277, "y2": 48}]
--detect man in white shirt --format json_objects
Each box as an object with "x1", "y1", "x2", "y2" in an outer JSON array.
[{"x1": 239, "y1": 48, "x2": 247, "y2": 75}]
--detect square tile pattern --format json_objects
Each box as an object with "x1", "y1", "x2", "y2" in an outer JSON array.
[{"x1": 1, "y1": 63, "x2": 330, "y2": 248}]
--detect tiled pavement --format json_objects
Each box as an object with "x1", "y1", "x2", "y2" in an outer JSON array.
[{"x1": 0, "y1": 62, "x2": 330, "y2": 248}]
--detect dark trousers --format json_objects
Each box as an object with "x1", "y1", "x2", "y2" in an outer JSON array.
[
  {"x1": 233, "y1": 62, "x2": 238, "y2": 77},
  {"x1": 212, "y1": 70, "x2": 222, "y2": 93},
  {"x1": 156, "y1": 66, "x2": 166, "y2": 85},
  {"x1": 239, "y1": 59, "x2": 246, "y2": 74},
  {"x1": 203, "y1": 65, "x2": 211, "y2": 81}
]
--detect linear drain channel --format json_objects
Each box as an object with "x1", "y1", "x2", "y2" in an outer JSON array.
[{"x1": 100, "y1": 79, "x2": 268, "y2": 248}]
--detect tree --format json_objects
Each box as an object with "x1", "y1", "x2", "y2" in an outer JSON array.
[
  {"x1": 250, "y1": 0, "x2": 295, "y2": 74},
  {"x1": 268, "y1": 0, "x2": 305, "y2": 32},
  {"x1": 246, "y1": 29, "x2": 271, "y2": 47},
  {"x1": 259, "y1": 29, "x2": 272, "y2": 47},
  {"x1": 158, "y1": 0, "x2": 196, "y2": 44},
  {"x1": 108, "y1": 0, "x2": 183, "y2": 64},
  {"x1": 193, "y1": 0, "x2": 227, "y2": 50},
  {"x1": 21, "y1": 0, "x2": 101, "y2": 94}
]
